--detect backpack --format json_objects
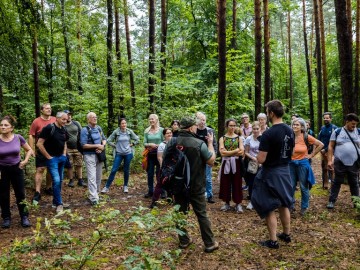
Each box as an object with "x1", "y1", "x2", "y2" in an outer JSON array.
[
  {"x1": 334, "y1": 127, "x2": 360, "y2": 139},
  {"x1": 159, "y1": 138, "x2": 191, "y2": 197}
]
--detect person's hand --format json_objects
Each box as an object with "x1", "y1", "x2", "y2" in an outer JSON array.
[
  {"x1": 97, "y1": 144, "x2": 105, "y2": 151},
  {"x1": 206, "y1": 132, "x2": 214, "y2": 145},
  {"x1": 327, "y1": 161, "x2": 334, "y2": 171},
  {"x1": 19, "y1": 161, "x2": 27, "y2": 169}
]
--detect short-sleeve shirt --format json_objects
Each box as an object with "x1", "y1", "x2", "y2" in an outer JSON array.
[
  {"x1": 29, "y1": 116, "x2": 56, "y2": 142},
  {"x1": 292, "y1": 134, "x2": 316, "y2": 160},
  {"x1": 65, "y1": 121, "x2": 81, "y2": 149},
  {"x1": 0, "y1": 134, "x2": 26, "y2": 166},
  {"x1": 331, "y1": 128, "x2": 360, "y2": 166},
  {"x1": 245, "y1": 134, "x2": 260, "y2": 158},
  {"x1": 80, "y1": 125, "x2": 106, "y2": 155},
  {"x1": 39, "y1": 124, "x2": 69, "y2": 156},
  {"x1": 259, "y1": 123, "x2": 295, "y2": 167},
  {"x1": 158, "y1": 141, "x2": 167, "y2": 153}
]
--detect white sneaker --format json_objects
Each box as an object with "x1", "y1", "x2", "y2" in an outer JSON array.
[
  {"x1": 56, "y1": 205, "x2": 64, "y2": 213},
  {"x1": 52, "y1": 203, "x2": 70, "y2": 208},
  {"x1": 124, "y1": 186, "x2": 129, "y2": 193},
  {"x1": 246, "y1": 202, "x2": 253, "y2": 210},
  {"x1": 220, "y1": 204, "x2": 231, "y2": 211},
  {"x1": 235, "y1": 204, "x2": 244, "y2": 213},
  {"x1": 101, "y1": 187, "x2": 109, "y2": 193}
]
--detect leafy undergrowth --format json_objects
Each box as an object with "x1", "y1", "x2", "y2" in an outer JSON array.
[{"x1": 1, "y1": 156, "x2": 360, "y2": 269}]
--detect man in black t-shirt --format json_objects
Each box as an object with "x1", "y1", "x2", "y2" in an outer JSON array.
[
  {"x1": 37, "y1": 111, "x2": 69, "y2": 213},
  {"x1": 251, "y1": 100, "x2": 295, "y2": 249}
]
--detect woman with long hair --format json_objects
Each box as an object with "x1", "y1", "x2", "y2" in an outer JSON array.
[
  {"x1": 290, "y1": 118, "x2": 323, "y2": 215},
  {"x1": 143, "y1": 114, "x2": 164, "y2": 198},
  {"x1": 0, "y1": 115, "x2": 34, "y2": 228},
  {"x1": 218, "y1": 119, "x2": 244, "y2": 213},
  {"x1": 102, "y1": 118, "x2": 139, "y2": 194}
]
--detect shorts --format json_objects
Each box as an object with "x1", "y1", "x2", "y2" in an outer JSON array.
[
  {"x1": 251, "y1": 165, "x2": 294, "y2": 219},
  {"x1": 35, "y1": 153, "x2": 48, "y2": 168},
  {"x1": 67, "y1": 148, "x2": 83, "y2": 167}
]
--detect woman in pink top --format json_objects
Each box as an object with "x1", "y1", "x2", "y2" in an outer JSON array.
[{"x1": 0, "y1": 115, "x2": 34, "y2": 228}]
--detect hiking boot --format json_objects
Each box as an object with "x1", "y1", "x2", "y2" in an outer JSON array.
[
  {"x1": 68, "y1": 179, "x2": 75, "y2": 188},
  {"x1": 207, "y1": 196, "x2": 215, "y2": 204},
  {"x1": 220, "y1": 204, "x2": 231, "y2": 211},
  {"x1": 179, "y1": 238, "x2": 193, "y2": 249},
  {"x1": 124, "y1": 186, "x2": 129, "y2": 193},
  {"x1": 101, "y1": 187, "x2": 109, "y2": 193},
  {"x1": 52, "y1": 203, "x2": 70, "y2": 209},
  {"x1": 204, "y1": 241, "x2": 219, "y2": 253},
  {"x1": 300, "y1": 208, "x2": 307, "y2": 216},
  {"x1": 259, "y1": 240, "x2": 279, "y2": 249},
  {"x1": 44, "y1": 187, "x2": 53, "y2": 195},
  {"x1": 149, "y1": 201, "x2": 157, "y2": 209},
  {"x1": 56, "y1": 205, "x2": 64, "y2": 213},
  {"x1": 235, "y1": 204, "x2": 244, "y2": 213},
  {"x1": 78, "y1": 179, "x2": 87, "y2": 187},
  {"x1": 32, "y1": 191, "x2": 41, "y2": 205},
  {"x1": 277, "y1": 232, "x2": 291, "y2": 243},
  {"x1": 327, "y1": 201, "x2": 334, "y2": 209},
  {"x1": 1, "y1": 218, "x2": 11, "y2": 228},
  {"x1": 246, "y1": 202, "x2": 254, "y2": 210},
  {"x1": 21, "y1": 216, "x2": 31, "y2": 228}
]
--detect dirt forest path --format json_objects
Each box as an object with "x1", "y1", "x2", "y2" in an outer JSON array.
[{"x1": 1, "y1": 156, "x2": 360, "y2": 269}]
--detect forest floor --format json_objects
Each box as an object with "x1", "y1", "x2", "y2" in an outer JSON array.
[{"x1": 1, "y1": 156, "x2": 360, "y2": 269}]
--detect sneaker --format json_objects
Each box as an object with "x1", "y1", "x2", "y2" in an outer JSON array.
[
  {"x1": 21, "y1": 216, "x2": 31, "y2": 228},
  {"x1": 242, "y1": 185, "x2": 248, "y2": 191},
  {"x1": 101, "y1": 187, "x2": 110, "y2": 193},
  {"x1": 32, "y1": 191, "x2": 41, "y2": 205},
  {"x1": 220, "y1": 204, "x2": 231, "y2": 211},
  {"x1": 90, "y1": 200, "x2": 98, "y2": 206},
  {"x1": 327, "y1": 201, "x2": 334, "y2": 209},
  {"x1": 144, "y1": 193, "x2": 153, "y2": 198},
  {"x1": 246, "y1": 202, "x2": 254, "y2": 210},
  {"x1": 179, "y1": 238, "x2": 193, "y2": 249},
  {"x1": 1, "y1": 218, "x2": 11, "y2": 228},
  {"x1": 277, "y1": 232, "x2": 291, "y2": 243},
  {"x1": 124, "y1": 186, "x2": 129, "y2": 193},
  {"x1": 235, "y1": 204, "x2": 244, "y2": 213},
  {"x1": 52, "y1": 203, "x2": 70, "y2": 208},
  {"x1": 207, "y1": 196, "x2": 215, "y2": 204},
  {"x1": 259, "y1": 240, "x2": 279, "y2": 249},
  {"x1": 300, "y1": 208, "x2": 307, "y2": 216},
  {"x1": 68, "y1": 179, "x2": 75, "y2": 188},
  {"x1": 44, "y1": 187, "x2": 53, "y2": 195},
  {"x1": 78, "y1": 179, "x2": 87, "y2": 187},
  {"x1": 56, "y1": 205, "x2": 64, "y2": 213},
  {"x1": 149, "y1": 201, "x2": 157, "y2": 209},
  {"x1": 204, "y1": 241, "x2": 219, "y2": 253}
]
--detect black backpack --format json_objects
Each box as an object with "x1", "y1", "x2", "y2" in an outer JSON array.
[{"x1": 160, "y1": 138, "x2": 191, "y2": 197}]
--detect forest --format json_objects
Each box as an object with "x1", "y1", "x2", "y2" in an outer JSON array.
[{"x1": 0, "y1": 0, "x2": 359, "y2": 137}]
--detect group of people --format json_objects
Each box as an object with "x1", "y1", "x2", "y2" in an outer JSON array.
[{"x1": 1, "y1": 100, "x2": 360, "y2": 253}]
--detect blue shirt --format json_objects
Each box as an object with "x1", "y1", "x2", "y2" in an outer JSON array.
[
  {"x1": 318, "y1": 124, "x2": 337, "y2": 151},
  {"x1": 80, "y1": 125, "x2": 106, "y2": 155}
]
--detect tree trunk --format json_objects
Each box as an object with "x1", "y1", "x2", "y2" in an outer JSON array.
[
  {"x1": 254, "y1": 0, "x2": 262, "y2": 116},
  {"x1": 76, "y1": 0, "x2": 83, "y2": 95},
  {"x1": 160, "y1": 0, "x2": 167, "y2": 101},
  {"x1": 263, "y1": 0, "x2": 270, "y2": 106},
  {"x1": 60, "y1": 0, "x2": 72, "y2": 92},
  {"x1": 302, "y1": 0, "x2": 315, "y2": 130},
  {"x1": 148, "y1": 0, "x2": 156, "y2": 112},
  {"x1": 217, "y1": 0, "x2": 226, "y2": 139},
  {"x1": 288, "y1": 11, "x2": 293, "y2": 110},
  {"x1": 123, "y1": 0, "x2": 136, "y2": 108},
  {"x1": 231, "y1": 0, "x2": 237, "y2": 50},
  {"x1": 319, "y1": 0, "x2": 328, "y2": 112},
  {"x1": 355, "y1": 0, "x2": 360, "y2": 113},
  {"x1": 32, "y1": 31, "x2": 40, "y2": 117},
  {"x1": 114, "y1": 0, "x2": 124, "y2": 116},
  {"x1": 314, "y1": 0, "x2": 323, "y2": 132},
  {"x1": 107, "y1": 0, "x2": 114, "y2": 135},
  {"x1": 190, "y1": 0, "x2": 207, "y2": 59},
  {"x1": 48, "y1": 7, "x2": 55, "y2": 103},
  {"x1": 334, "y1": 0, "x2": 354, "y2": 115}
]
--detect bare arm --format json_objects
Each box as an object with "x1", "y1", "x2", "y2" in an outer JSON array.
[
  {"x1": 28, "y1": 135, "x2": 35, "y2": 151},
  {"x1": 19, "y1": 143, "x2": 35, "y2": 169},
  {"x1": 245, "y1": 145, "x2": 257, "y2": 161},
  {"x1": 36, "y1": 138, "x2": 51, "y2": 159},
  {"x1": 257, "y1": 151, "x2": 268, "y2": 164},
  {"x1": 206, "y1": 133, "x2": 216, "y2": 166},
  {"x1": 307, "y1": 139, "x2": 324, "y2": 159},
  {"x1": 219, "y1": 137, "x2": 241, "y2": 157},
  {"x1": 327, "y1": 141, "x2": 335, "y2": 171}
]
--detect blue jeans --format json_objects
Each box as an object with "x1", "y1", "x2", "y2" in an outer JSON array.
[
  {"x1": 289, "y1": 162, "x2": 310, "y2": 209},
  {"x1": 105, "y1": 153, "x2": 133, "y2": 188},
  {"x1": 205, "y1": 164, "x2": 213, "y2": 198},
  {"x1": 147, "y1": 153, "x2": 160, "y2": 194},
  {"x1": 46, "y1": 155, "x2": 67, "y2": 206}
]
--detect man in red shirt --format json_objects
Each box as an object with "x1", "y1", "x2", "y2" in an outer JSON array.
[{"x1": 29, "y1": 103, "x2": 56, "y2": 204}]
